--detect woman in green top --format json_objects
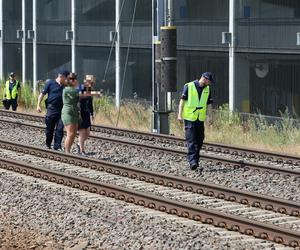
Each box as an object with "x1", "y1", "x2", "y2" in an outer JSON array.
[{"x1": 61, "y1": 73, "x2": 80, "y2": 153}]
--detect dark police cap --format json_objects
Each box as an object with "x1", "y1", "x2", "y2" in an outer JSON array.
[
  {"x1": 202, "y1": 72, "x2": 214, "y2": 83},
  {"x1": 58, "y1": 69, "x2": 70, "y2": 78}
]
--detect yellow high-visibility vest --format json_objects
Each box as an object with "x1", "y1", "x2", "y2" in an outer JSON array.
[
  {"x1": 182, "y1": 81, "x2": 210, "y2": 122},
  {"x1": 5, "y1": 80, "x2": 20, "y2": 100}
]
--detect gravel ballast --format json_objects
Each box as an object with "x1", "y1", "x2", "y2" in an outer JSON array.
[
  {"x1": 0, "y1": 169, "x2": 293, "y2": 250},
  {"x1": 1, "y1": 148, "x2": 300, "y2": 232},
  {"x1": 0, "y1": 121, "x2": 299, "y2": 203}
]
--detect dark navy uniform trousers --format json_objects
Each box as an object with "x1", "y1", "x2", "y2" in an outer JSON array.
[
  {"x1": 45, "y1": 110, "x2": 64, "y2": 150},
  {"x1": 5, "y1": 97, "x2": 18, "y2": 111},
  {"x1": 184, "y1": 119, "x2": 205, "y2": 166}
]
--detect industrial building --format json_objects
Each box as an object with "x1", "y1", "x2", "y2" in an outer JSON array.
[{"x1": 0, "y1": 0, "x2": 299, "y2": 118}]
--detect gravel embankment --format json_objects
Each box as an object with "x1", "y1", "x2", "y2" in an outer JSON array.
[
  {"x1": 0, "y1": 169, "x2": 293, "y2": 250},
  {"x1": 1, "y1": 121, "x2": 299, "y2": 203},
  {"x1": 1, "y1": 148, "x2": 300, "y2": 232},
  {"x1": 1, "y1": 115, "x2": 298, "y2": 169}
]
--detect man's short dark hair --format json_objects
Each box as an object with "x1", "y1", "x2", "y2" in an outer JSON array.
[{"x1": 58, "y1": 69, "x2": 70, "y2": 78}]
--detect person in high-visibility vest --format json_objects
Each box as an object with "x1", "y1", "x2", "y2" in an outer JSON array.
[
  {"x1": 178, "y1": 72, "x2": 214, "y2": 171},
  {"x1": 3, "y1": 72, "x2": 21, "y2": 111}
]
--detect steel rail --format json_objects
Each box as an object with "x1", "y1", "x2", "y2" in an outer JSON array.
[
  {"x1": 1, "y1": 118, "x2": 300, "y2": 178},
  {"x1": 0, "y1": 157, "x2": 299, "y2": 247},
  {"x1": 0, "y1": 139, "x2": 299, "y2": 218},
  {"x1": 0, "y1": 110, "x2": 299, "y2": 166}
]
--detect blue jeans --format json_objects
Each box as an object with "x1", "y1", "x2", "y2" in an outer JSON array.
[
  {"x1": 184, "y1": 120, "x2": 205, "y2": 166},
  {"x1": 45, "y1": 113, "x2": 64, "y2": 149}
]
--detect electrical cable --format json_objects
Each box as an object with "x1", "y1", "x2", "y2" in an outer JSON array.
[
  {"x1": 115, "y1": 0, "x2": 138, "y2": 127},
  {"x1": 102, "y1": 0, "x2": 126, "y2": 83}
]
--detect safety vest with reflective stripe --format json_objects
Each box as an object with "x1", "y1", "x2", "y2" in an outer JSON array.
[
  {"x1": 5, "y1": 80, "x2": 20, "y2": 100},
  {"x1": 182, "y1": 81, "x2": 210, "y2": 122}
]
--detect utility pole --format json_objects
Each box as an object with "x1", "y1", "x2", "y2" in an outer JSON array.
[
  {"x1": 66, "y1": 0, "x2": 76, "y2": 75},
  {"x1": 32, "y1": 0, "x2": 37, "y2": 93},
  {"x1": 165, "y1": 0, "x2": 175, "y2": 115},
  {"x1": 115, "y1": 0, "x2": 121, "y2": 108},
  {"x1": 151, "y1": 0, "x2": 176, "y2": 134},
  {"x1": 71, "y1": 0, "x2": 76, "y2": 72},
  {"x1": 152, "y1": 0, "x2": 166, "y2": 133},
  {"x1": 22, "y1": 0, "x2": 26, "y2": 84},
  {"x1": 0, "y1": 0, "x2": 3, "y2": 81},
  {"x1": 229, "y1": 0, "x2": 236, "y2": 111}
]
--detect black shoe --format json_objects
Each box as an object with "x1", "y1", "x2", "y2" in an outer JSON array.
[
  {"x1": 190, "y1": 164, "x2": 198, "y2": 170},
  {"x1": 197, "y1": 166, "x2": 204, "y2": 173},
  {"x1": 81, "y1": 151, "x2": 88, "y2": 156},
  {"x1": 46, "y1": 144, "x2": 51, "y2": 149},
  {"x1": 76, "y1": 144, "x2": 81, "y2": 154}
]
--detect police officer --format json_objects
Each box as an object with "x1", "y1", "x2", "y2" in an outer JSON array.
[
  {"x1": 178, "y1": 72, "x2": 214, "y2": 171},
  {"x1": 3, "y1": 72, "x2": 21, "y2": 111},
  {"x1": 36, "y1": 70, "x2": 69, "y2": 150}
]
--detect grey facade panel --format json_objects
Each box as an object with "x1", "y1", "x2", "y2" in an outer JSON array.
[
  {"x1": 237, "y1": 20, "x2": 300, "y2": 50},
  {"x1": 175, "y1": 21, "x2": 228, "y2": 48},
  {"x1": 1, "y1": 0, "x2": 300, "y2": 117}
]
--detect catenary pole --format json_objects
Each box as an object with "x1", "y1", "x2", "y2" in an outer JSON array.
[
  {"x1": 0, "y1": 0, "x2": 3, "y2": 81},
  {"x1": 152, "y1": 0, "x2": 169, "y2": 134},
  {"x1": 71, "y1": 0, "x2": 76, "y2": 72},
  {"x1": 32, "y1": 0, "x2": 37, "y2": 93},
  {"x1": 151, "y1": 0, "x2": 156, "y2": 131},
  {"x1": 22, "y1": 0, "x2": 26, "y2": 84},
  {"x1": 166, "y1": 0, "x2": 173, "y2": 113},
  {"x1": 115, "y1": 0, "x2": 120, "y2": 108},
  {"x1": 229, "y1": 0, "x2": 236, "y2": 111}
]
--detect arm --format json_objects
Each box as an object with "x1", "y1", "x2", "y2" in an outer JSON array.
[
  {"x1": 89, "y1": 97, "x2": 94, "y2": 117},
  {"x1": 206, "y1": 92, "x2": 213, "y2": 125},
  {"x1": 207, "y1": 104, "x2": 213, "y2": 123},
  {"x1": 178, "y1": 84, "x2": 188, "y2": 121},
  {"x1": 177, "y1": 99, "x2": 185, "y2": 121},
  {"x1": 88, "y1": 97, "x2": 94, "y2": 123},
  {"x1": 3, "y1": 83, "x2": 6, "y2": 99},
  {"x1": 37, "y1": 80, "x2": 49, "y2": 113},
  {"x1": 17, "y1": 82, "x2": 21, "y2": 103},
  {"x1": 36, "y1": 93, "x2": 45, "y2": 113}
]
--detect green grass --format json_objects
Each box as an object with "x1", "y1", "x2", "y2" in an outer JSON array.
[
  {"x1": 0, "y1": 81, "x2": 44, "y2": 110},
  {"x1": 1, "y1": 81, "x2": 299, "y2": 155}
]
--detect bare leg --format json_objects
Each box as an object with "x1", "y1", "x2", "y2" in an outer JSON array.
[
  {"x1": 78, "y1": 129, "x2": 85, "y2": 153},
  {"x1": 64, "y1": 124, "x2": 78, "y2": 153},
  {"x1": 79, "y1": 128, "x2": 90, "y2": 153}
]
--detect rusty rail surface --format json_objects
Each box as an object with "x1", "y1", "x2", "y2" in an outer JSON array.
[
  {"x1": 1, "y1": 118, "x2": 299, "y2": 178},
  {"x1": 0, "y1": 156, "x2": 299, "y2": 247},
  {"x1": 0, "y1": 109, "x2": 299, "y2": 166},
  {"x1": 0, "y1": 139, "x2": 299, "y2": 219}
]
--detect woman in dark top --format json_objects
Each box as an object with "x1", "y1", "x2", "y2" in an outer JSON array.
[{"x1": 77, "y1": 75, "x2": 95, "y2": 155}]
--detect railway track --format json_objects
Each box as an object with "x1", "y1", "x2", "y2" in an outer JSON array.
[
  {"x1": 1, "y1": 109, "x2": 299, "y2": 166},
  {"x1": 0, "y1": 142, "x2": 299, "y2": 247},
  {"x1": 1, "y1": 117, "x2": 299, "y2": 178}
]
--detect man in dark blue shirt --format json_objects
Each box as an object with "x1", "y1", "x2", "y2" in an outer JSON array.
[{"x1": 36, "y1": 70, "x2": 69, "y2": 150}]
